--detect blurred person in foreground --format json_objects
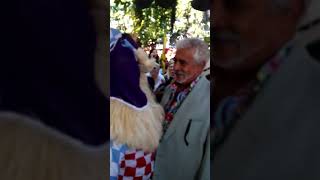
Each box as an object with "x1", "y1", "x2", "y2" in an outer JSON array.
[
  {"x1": 0, "y1": 0, "x2": 108, "y2": 179},
  {"x1": 212, "y1": 0, "x2": 320, "y2": 179},
  {"x1": 153, "y1": 38, "x2": 210, "y2": 180}
]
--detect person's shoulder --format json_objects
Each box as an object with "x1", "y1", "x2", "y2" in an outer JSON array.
[
  {"x1": 159, "y1": 74, "x2": 165, "y2": 81},
  {"x1": 159, "y1": 73, "x2": 164, "y2": 78},
  {"x1": 197, "y1": 75, "x2": 210, "y2": 88}
]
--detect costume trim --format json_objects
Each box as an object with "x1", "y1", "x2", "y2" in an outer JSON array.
[
  {"x1": 110, "y1": 97, "x2": 148, "y2": 111},
  {"x1": 110, "y1": 73, "x2": 164, "y2": 152}
]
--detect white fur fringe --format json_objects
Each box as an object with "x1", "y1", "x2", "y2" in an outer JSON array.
[
  {"x1": 134, "y1": 48, "x2": 158, "y2": 73},
  {"x1": 110, "y1": 73, "x2": 164, "y2": 152}
]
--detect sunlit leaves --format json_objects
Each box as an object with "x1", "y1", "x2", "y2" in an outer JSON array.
[{"x1": 110, "y1": 0, "x2": 210, "y2": 46}]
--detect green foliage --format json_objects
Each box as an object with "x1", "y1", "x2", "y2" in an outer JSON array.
[{"x1": 111, "y1": 0, "x2": 210, "y2": 47}]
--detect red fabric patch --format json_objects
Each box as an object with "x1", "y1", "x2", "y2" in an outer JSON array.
[
  {"x1": 125, "y1": 153, "x2": 136, "y2": 160},
  {"x1": 120, "y1": 160, "x2": 125, "y2": 168},
  {"x1": 151, "y1": 152, "x2": 156, "y2": 160},
  {"x1": 145, "y1": 164, "x2": 152, "y2": 175},
  {"x1": 165, "y1": 112, "x2": 174, "y2": 121},
  {"x1": 124, "y1": 167, "x2": 136, "y2": 176},
  {"x1": 136, "y1": 157, "x2": 147, "y2": 168}
]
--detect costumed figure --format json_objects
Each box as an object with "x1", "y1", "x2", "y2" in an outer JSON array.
[{"x1": 110, "y1": 28, "x2": 164, "y2": 180}]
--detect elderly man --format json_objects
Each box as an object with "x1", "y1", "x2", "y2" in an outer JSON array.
[
  {"x1": 213, "y1": 0, "x2": 320, "y2": 179},
  {"x1": 153, "y1": 38, "x2": 210, "y2": 180}
]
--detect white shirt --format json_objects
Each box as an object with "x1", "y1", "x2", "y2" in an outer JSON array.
[{"x1": 146, "y1": 72, "x2": 165, "y2": 91}]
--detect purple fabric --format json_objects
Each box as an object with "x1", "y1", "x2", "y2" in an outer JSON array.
[{"x1": 110, "y1": 36, "x2": 147, "y2": 108}]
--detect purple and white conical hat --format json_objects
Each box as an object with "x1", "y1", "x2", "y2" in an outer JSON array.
[{"x1": 110, "y1": 28, "x2": 147, "y2": 110}]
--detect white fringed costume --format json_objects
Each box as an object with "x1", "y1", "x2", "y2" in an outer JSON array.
[{"x1": 110, "y1": 29, "x2": 164, "y2": 180}]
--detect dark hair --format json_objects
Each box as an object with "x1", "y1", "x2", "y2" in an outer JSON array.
[{"x1": 149, "y1": 48, "x2": 159, "y2": 61}]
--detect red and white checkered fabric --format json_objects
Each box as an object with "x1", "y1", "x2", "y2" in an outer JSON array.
[{"x1": 118, "y1": 149, "x2": 155, "y2": 180}]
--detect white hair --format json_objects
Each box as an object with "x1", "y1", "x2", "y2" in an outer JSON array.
[{"x1": 175, "y1": 38, "x2": 210, "y2": 65}]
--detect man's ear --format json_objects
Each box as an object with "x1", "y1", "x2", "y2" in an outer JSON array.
[{"x1": 200, "y1": 61, "x2": 206, "y2": 68}]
